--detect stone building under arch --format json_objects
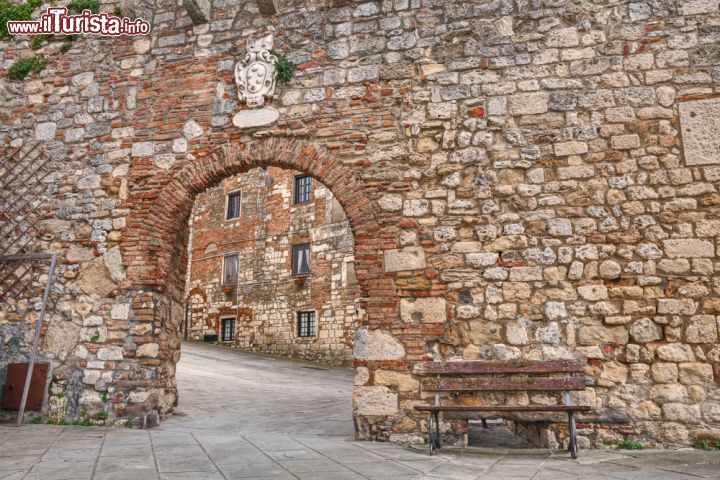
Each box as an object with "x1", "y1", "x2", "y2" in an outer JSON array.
[{"x1": 183, "y1": 166, "x2": 360, "y2": 365}]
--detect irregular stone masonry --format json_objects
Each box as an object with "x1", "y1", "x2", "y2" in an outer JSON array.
[
  {"x1": 0, "y1": 0, "x2": 718, "y2": 448},
  {"x1": 185, "y1": 166, "x2": 360, "y2": 365}
]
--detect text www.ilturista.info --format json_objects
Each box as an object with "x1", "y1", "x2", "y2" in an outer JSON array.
[{"x1": 6, "y1": 7, "x2": 150, "y2": 36}]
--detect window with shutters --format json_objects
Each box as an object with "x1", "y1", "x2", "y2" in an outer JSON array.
[
  {"x1": 226, "y1": 190, "x2": 241, "y2": 220},
  {"x1": 294, "y1": 175, "x2": 311, "y2": 204},
  {"x1": 297, "y1": 311, "x2": 316, "y2": 337},
  {"x1": 222, "y1": 254, "x2": 238, "y2": 285},
  {"x1": 291, "y1": 243, "x2": 310, "y2": 276}
]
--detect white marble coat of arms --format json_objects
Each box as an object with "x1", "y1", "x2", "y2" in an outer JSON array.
[{"x1": 235, "y1": 34, "x2": 278, "y2": 108}]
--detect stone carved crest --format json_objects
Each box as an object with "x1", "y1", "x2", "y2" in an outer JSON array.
[{"x1": 234, "y1": 34, "x2": 278, "y2": 108}]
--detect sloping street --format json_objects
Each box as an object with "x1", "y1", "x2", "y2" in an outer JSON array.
[{"x1": 1, "y1": 342, "x2": 718, "y2": 479}]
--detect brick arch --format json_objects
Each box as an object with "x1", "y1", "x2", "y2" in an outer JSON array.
[{"x1": 122, "y1": 136, "x2": 396, "y2": 327}]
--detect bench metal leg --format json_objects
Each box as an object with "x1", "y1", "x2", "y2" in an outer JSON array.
[
  {"x1": 428, "y1": 413, "x2": 436, "y2": 455},
  {"x1": 481, "y1": 418, "x2": 488, "y2": 429},
  {"x1": 568, "y1": 411, "x2": 578, "y2": 459}
]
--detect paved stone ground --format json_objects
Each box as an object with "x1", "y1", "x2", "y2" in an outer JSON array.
[{"x1": 1, "y1": 341, "x2": 719, "y2": 480}]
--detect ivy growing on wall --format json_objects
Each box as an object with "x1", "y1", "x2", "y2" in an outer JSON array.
[
  {"x1": 0, "y1": 0, "x2": 42, "y2": 38},
  {"x1": 271, "y1": 50, "x2": 296, "y2": 84},
  {"x1": 2, "y1": 0, "x2": 97, "y2": 79},
  {"x1": 7, "y1": 56, "x2": 48, "y2": 80},
  {"x1": 66, "y1": 0, "x2": 99, "y2": 14}
]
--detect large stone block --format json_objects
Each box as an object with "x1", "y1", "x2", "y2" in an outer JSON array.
[
  {"x1": 374, "y1": 370, "x2": 419, "y2": 391},
  {"x1": 578, "y1": 326, "x2": 629, "y2": 345},
  {"x1": 679, "y1": 98, "x2": 720, "y2": 165},
  {"x1": 657, "y1": 343, "x2": 695, "y2": 362},
  {"x1": 629, "y1": 318, "x2": 663, "y2": 343},
  {"x1": 682, "y1": 0, "x2": 719, "y2": 15},
  {"x1": 353, "y1": 386, "x2": 399, "y2": 416},
  {"x1": 400, "y1": 298, "x2": 446, "y2": 323},
  {"x1": 76, "y1": 256, "x2": 118, "y2": 297},
  {"x1": 507, "y1": 92, "x2": 549, "y2": 115},
  {"x1": 679, "y1": 363, "x2": 715, "y2": 385},
  {"x1": 384, "y1": 246, "x2": 426, "y2": 272},
  {"x1": 663, "y1": 239, "x2": 714, "y2": 258},
  {"x1": 686, "y1": 315, "x2": 718, "y2": 343},
  {"x1": 353, "y1": 329, "x2": 405, "y2": 360},
  {"x1": 650, "y1": 384, "x2": 688, "y2": 404}
]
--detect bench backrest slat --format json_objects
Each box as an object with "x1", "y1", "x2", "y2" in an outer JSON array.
[
  {"x1": 413, "y1": 359, "x2": 584, "y2": 375},
  {"x1": 422, "y1": 376, "x2": 586, "y2": 392}
]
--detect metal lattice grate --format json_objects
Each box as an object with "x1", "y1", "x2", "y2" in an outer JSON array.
[{"x1": 0, "y1": 140, "x2": 53, "y2": 301}]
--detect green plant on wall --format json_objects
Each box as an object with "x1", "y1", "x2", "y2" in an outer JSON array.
[
  {"x1": 66, "y1": 0, "x2": 99, "y2": 14},
  {"x1": 0, "y1": 0, "x2": 42, "y2": 38},
  {"x1": 60, "y1": 34, "x2": 77, "y2": 54},
  {"x1": 30, "y1": 34, "x2": 50, "y2": 49},
  {"x1": 271, "y1": 50, "x2": 296, "y2": 84},
  {"x1": 7, "y1": 56, "x2": 48, "y2": 80}
]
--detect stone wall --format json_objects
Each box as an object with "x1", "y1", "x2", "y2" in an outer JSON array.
[
  {"x1": 0, "y1": 0, "x2": 719, "y2": 448},
  {"x1": 184, "y1": 166, "x2": 360, "y2": 365}
]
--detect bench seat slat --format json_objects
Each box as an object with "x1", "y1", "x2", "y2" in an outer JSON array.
[
  {"x1": 413, "y1": 359, "x2": 584, "y2": 375},
  {"x1": 414, "y1": 405, "x2": 592, "y2": 412},
  {"x1": 422, "y1": 376, "x2": 585, "y2": 392}
]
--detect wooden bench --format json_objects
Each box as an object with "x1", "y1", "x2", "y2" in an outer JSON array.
[{"x1": 413, "y1": 359, "x2": 591, "y2": 458}]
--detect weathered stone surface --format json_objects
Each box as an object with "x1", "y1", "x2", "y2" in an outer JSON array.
[
  {"x1": 374, "y1": 370, "x2": 419, "y2": 391},
  {"x1": 686, "y1": 315, "x2": 718, "y2": 343},
  {"x1": 577, "y1": 284, "x2": 608, "y2": 301},
  {"x1": 66, "y1": 245, "x2": 95, "y2": 263},
  {"x1": 651, "y1": 363, "x2": 678, "y2": 383},
  {"x1": 657, "y1": 343, "x2": 696, "y2": 362},
  {"x1": 630, "y1": 318, "x2": 663, "y2": 343},
  {"x1": 183, "y1": 119, "x2": 203, "y2": 139},
  {"x1": 103, "y1": 247, "x2": 126, "y2": 283},
  {"x1": 137, "y1": 343, "x2": 160, "y2": 358},
  {"x1": 663, "y1": 403, "x2": 701, "y2": 423},
  {"x1": 76, "y1": 256, "x2": 117, "y2": 297},
  {"x1": 35, "y1": 122, "x2": 56, "y2": 141},
  {"x1": 353, "y1": 329, "x2": 405, "y2": 360},
  {"x1": 507, "y1": 92, "x2": 549, "y2": 115},
  {"x1": 679, "y1": 363, "x2": 714, "y2": 385},
  {"x1": 663, "y1": 239, "x2": 714, "y2": 258},
  {"x1": 353, "y1": 386, "x2": 398, "y2": 416},
  {"x1": 657, "y1": 299, "x2": 697, "y2": 315},
  {"x1": 97, "y1": 347, "x2": 123, "y2": 361},
  {"x1": 679, "y1": 98, "x2": 720, "y2": 165},
  {"x1": 232, "y1": 107, "x2": 279, "y2": 129},
  {"x1": 578, "y1": 326, "x2": 629, "y2": 345},
  {"x1": 683, "y1": 0, "x2": 720, "y2": 16},
  {"x1": 383, "y1": 246, "x2": 426, "y2": 272},
  {"x1": 400, "y1": 298, "x2": 446, "y2": 324}
]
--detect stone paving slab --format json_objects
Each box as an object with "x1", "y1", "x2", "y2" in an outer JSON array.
[{"x1": 1, "y1": 342, "x2": 719, "y2": 479}]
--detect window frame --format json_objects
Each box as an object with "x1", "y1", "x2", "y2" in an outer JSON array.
[
  {"x1": 222, "y1": 253, "x2": 239, "y2": 285},
  {"x1": 296, "y1": 310, "x2": 316, "y2": 338},
  {"x1": 225, "y1": 189, "x2": 242, "y2": 220},
  {"x1": 221, "y1": 317, "x2": 236, "y2": 342},
  {"x1": 291, "y1": 243, "x2": 311, "y2": 277},
  {"x1": 294, "y1": 175, "x2": 312, "y2": 204}
]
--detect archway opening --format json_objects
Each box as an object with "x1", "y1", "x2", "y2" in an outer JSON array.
[
  {"x1": 119, "y1": 139, "x2": 401, "y2": 435},
  {"x1": 161, "y1": 166, "x2": 363, "y2": 434}
]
